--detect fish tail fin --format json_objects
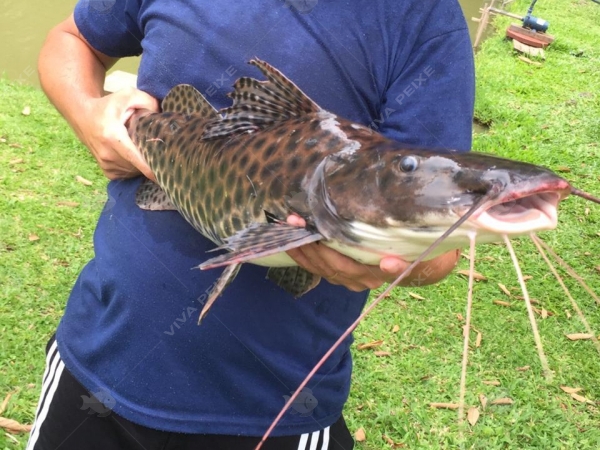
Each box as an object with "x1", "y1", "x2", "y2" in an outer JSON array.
[{"x1": 161, "y1": 84, "x2": 220, "y2": 119}]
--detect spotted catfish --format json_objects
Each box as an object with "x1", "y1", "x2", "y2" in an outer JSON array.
[{"x1": 127, "y1": 59, "x2": 594, "y2": 321}]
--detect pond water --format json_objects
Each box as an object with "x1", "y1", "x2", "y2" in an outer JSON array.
[{"x1": 0, "y1": 1, "x2": 487, "y2": 87}]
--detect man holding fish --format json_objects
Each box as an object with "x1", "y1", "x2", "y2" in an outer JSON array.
[{"x1": 30, "y1": 0, "x2": 474, "y2": 448}]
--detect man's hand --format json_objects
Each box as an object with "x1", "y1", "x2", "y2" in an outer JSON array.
[
  {"x1": 286, "y1": 215, "x2": 460, "y2": 291},
  {"x1": 38, "y1": 13, "x2": 159, "y2": 181},
  {"x1": 77, "y1": 88, "x2": 159, "y2": 180}
]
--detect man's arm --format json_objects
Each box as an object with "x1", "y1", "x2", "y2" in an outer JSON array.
[{"x1": 38, "y1": 13, "x2": 158, "y2": 180}]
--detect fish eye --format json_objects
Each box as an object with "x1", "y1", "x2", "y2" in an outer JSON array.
[{"x1": 399, "y1": 155, "x2": 419, "y2": 173}]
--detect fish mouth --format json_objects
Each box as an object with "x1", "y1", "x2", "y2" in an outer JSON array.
[{"x1": 466, "y1": 190, "x2": 565, "y2": 234}]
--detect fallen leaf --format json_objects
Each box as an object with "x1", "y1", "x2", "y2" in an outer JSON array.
[
  {"x1": 585, "y1": 208, "x2": 590, "y2": 216},
  {"x1": 594, "y1": 266, "x2": 600, "y2": 274},
  {"x1": 570, "y1": 393, "x2": 593, "y2": 404},
  {"x1": 408, "y1": 292, "x2": 425, "y2": 300},
  {"x1": 56, "y1": 201, "x2": 80, "y2": 207},
  {"x1": 491, "y1": 397, "x2": 513, "y2": 406},
  {"x1": 28, "y1": 234, "x2": 39, "y2": 242},
  {"x1": 430, "y1": 402, "x2": 460, "y2": 409},
  {"x1": 75, "y1": 175, "x2": 93, "y2": 186},
  {"x1": 21, "y1": 106, "x2": 31, "y2": 116},
  {"x1": 457, "y1": 270, "x2": 487, "y2": 281},
  {"x1": 0, "y1": 393, "x2": 12, "y2": 415},
  {"x1": 374, "y1": 351, "x2": 391, "y2": 357},
  {"x1": 9, "y1": 158, "x2": 23, "y2": 165},
  {"x1": 456, "y1": 313, "x2": 464, "y2": 322},
  {"x1": 498, "y1": 283, "x2": 511, "y2": 297},
  {"x1": 482, "y1": 380, "x2": 501, "y2": 386},
  {"x1": 532, "y1": 307, "x2": 553, "y2": 317},
  {"x1": 475, "y1": 331, "x2": 482, "y2": 348},
  {"x1": 522, "y1": 275, "x2": 533, "y2": 281},
  {"x1": 515, "y1": 296, "x2": 540, "y2": 305},
  {"x1": 560, "y1": 386, "x2": 583, "y2": 394},
  {"x1": 0, "y1": 417, "x2": 32, "y2": 434},
  {"x1": 354, "y1": 427, "x2": 366, "y2": 442},
  {"x1": 383, "y1": 434, "x2": 394, "y2": 445},
  {"x1": 493, "y1": 300, "x2": 511, "y2": 307},
  {"x1": 516, "y1": 365, "x2": 530, "y2": 372},
  {"x1": 392, "y1": 325, "x2": 400, "y2": 333},
  {"x1": 357, "y1": 340, "x2": 383, "y2": 350},
  {"x1": 566, "y1": 333, "x2": 593, "y2": 341},
  {"x1": 556, "y1": 166, "x2": 571, "y2": 173},
  {"x1": 467, "y1": 407, "x2": 480, "y2": 426},
  {"x1": 479, "y1": 394, "x2": 488, "y2": 409},
  {"x1": 8, "y1": 143, "x2": 23, "y2": 149}
]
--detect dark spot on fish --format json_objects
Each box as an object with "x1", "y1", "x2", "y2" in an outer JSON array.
[
  {"x1": 264, "y1": 143, "x2": 277, "y2": 160},
  {"x1": 253, "y1": 137, "x2": 266, "y2": 152},
  {"x1": 248, "y1": 161, "x2": 259, "y2": 177},
  {"x1": 305, "y1": 138, "x2": 318, "y2": 149},
  {"x1": 226, "y1": 170, "x2": 237, "y2": 192},
  {"x1": 204, "y1": 193, "x2": 212, "y2": 213},
  {"x1": 208, "y1": 168, "x2": 216, "y2": 185},
  {"x1": 230, "y1": 216, "x2": 243, "y2": 231},
  {"x1": 219, "y1": 162, "x2": 228, "y2": 178},
  {"x1": 239, "y1": 154, "x2": 249, "y2": 170},
  {"x1": 287, "y1": 156, "x2": 301, "y2": 172},
  {"x1": 198, "y1": 173, "x2": 206, "y2": 193},
  {"x1": 274, "y1": 126, "x2": 288, "y2": 137},
  {"x1": 326, "y1": 137, "x2": 341, "y2": 152},
  {"x1": 223, "y1": 195, "x2": 231, "y2": 212},
  {"x1": 269, "y1": 178, "x2": 284, "y2": 199},
  {"x1": 174, "y1": 164, "x2": 182, "y2": 183},
  {"x1": 309, "y1": 120, "x2": 319, "y2": 132},
  {"x1": 285, "y1": 138, "x2": 298, "y2": 153},
  {"x1": 214, "y1": 184, "x2": 224, "y2": 205},
  {"x1": 234, "y1": 184, "x2": 245, "y2": 206},
  {"x1": 307, "y1": 152, "x2": 321, "y2": 167},
  {"x1": 182, "y1": 174, "x2": 191, "y2": 192}
]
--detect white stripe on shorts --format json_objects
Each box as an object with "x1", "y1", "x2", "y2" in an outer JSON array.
[
  {"x1": 309, "y1": 430, "x2": 320, "y2": 450},
  {"x1": 321, "y1": 426, "x2": 330, "y2": 450},
  {"x1": 26, "y1": 344, "x2": 65, "y2": 450},
  {"x1": 297, "y1": 432, "x2": 309, "y2": 450}
]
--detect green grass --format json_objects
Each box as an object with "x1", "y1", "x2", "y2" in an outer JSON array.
[{"x1": 0, "y1": 0, "x2": 599, "y2": 447}]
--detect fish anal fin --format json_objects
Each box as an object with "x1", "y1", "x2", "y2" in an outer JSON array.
[
  {"x1": 198, "y1": 263, "x2": 241, "y2": 324},
  {"x1": 199, "y1": 223, "x2": 323, "y2": 269},
  {"x1": 161, "y1": 84, "x2": 220, "y2": 119},
  {"x1": 267, "y1": 267, "x2": 321, "y2": 298},
  {"x1": 201, "y1": 58, "x2": 322, "y2": 140},
  {"x1": 135, "y1": 179, "x2": 178, "y2": 211}
]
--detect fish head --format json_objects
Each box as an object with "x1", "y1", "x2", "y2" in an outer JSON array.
[{"x1": 308, "y1": 145, "x2": 572, "y2": 257}]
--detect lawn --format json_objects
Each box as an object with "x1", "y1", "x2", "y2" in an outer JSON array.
[{"x1": 1, "y1": 0, "x2": 599, "y2": 448}]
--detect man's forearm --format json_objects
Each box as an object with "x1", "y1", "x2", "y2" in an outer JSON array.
[{"x1": 38, "y1": 14, "x2": 113, "y2": 136}]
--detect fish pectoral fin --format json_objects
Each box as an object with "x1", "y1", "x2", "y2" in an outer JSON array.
[
  {"x1": 199, "y1": 222, "x2": 323, "y2": 269},
  {"x1": 201, "y1": 58, "x2": 322, "y2": 140},
  {"x1": 161, "y1": 84, "x2": 220, "y2": 119},
  {"x1": 267, "y1": 267, "x2": 321, "y2": 298},
  {"x1": 198, "y1": 263, "x2": 241, "y2": 324},
  {"x1": 135, "y1": 179, "x2": 178, "y2": 211}
]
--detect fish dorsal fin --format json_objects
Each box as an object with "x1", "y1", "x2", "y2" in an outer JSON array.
[
  {"x1": 161, "y1": 84, "x2": 220, "y2": 119},
  {"x1": 202, "y1": 58, "x2": 322, "y2": 140}
]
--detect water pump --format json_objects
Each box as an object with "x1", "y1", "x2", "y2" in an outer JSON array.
[{"x1": 522, "y1": 0, "x2": 549, "y2": 32}]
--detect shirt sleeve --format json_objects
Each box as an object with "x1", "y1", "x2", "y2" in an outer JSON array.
[
  {"x1": 74, "y1": 0, "x2": 144, "y2": 57},
  {"x1": 379, "y1": 14, "x2": 475, "y2": 152}
]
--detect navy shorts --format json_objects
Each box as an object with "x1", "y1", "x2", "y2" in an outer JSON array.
[{"x1": 26, "y1": 337, "x2": 354, "y2": 450}]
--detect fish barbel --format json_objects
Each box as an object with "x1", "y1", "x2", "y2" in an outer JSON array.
[{"x1": 127, "y1": 59, "x2": 598, "y2": 321}]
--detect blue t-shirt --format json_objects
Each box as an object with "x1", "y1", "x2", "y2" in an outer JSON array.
[{"x1": 59, "y1": 0, "x2": 474, "y2": 437}]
